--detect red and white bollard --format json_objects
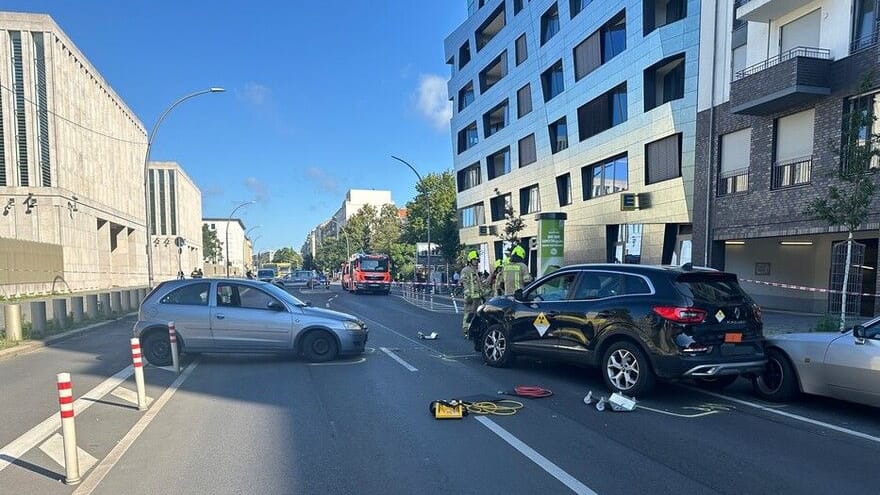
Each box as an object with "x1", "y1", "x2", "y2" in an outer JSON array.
[
  {"x1": 168, "y1": 321, "x2": 180, "y2": 375},
  {"x1": 56, "y1": 373, "x2": 80, "y2": 485},
  {"x1": 130, "y1": 338, "x2": 147, "y2": 410}
]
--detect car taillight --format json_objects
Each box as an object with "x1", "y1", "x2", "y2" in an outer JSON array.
[
  {"x1": 752, "y1": 304, "x2": 763, "y2": 323},
  {"x1": 653, "y1": 306, "x2": 707, "y2": 324}
]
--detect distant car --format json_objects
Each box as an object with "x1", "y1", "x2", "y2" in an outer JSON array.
[
  {"x1": 133, "y1": 279, "x2": 367, "y2": 365},
  {"x1": 468, "y1": 264, "x2": 766, "y2": 396},
  {"x1": 257, "y1": 268, "x2": 276, "y2": 282},
  {"x1": 752, "y1": 318, "x2": 880, "y2": 407},
  {"x1": 277, "y1": 270, "x2": 317, "y2": 289},
  {"x1": 316, "y1": 273, "x2": 328, "y2": 286}
]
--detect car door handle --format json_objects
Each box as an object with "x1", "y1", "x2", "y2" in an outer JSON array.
[
  {"x1": 596, "y1": 311, "x2": 613, "y2": 318},
  {"x1": 215, "y1": 314, "x2": 225, "y2": 320},
  {"x1": 545, "y1": 311, "x2": 560, "y2": 317}
]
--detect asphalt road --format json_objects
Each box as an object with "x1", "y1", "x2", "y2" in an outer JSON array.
[{"x1": 1, "y1": 285, "x2": 878, "y2": 494}]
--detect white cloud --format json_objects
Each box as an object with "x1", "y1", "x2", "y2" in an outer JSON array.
[
  {"x1": 415, "y1": 74, "x2": 453, "y2": 130},
  {"x1": 244, "y1": 177, "x2": 269, "y2": 203},
  {"x1": 304, "y1": 167, "x2": 340, "y2": 194},
  {"x1": 240, "y1": 82, "x2": 271, "y2": 107}
]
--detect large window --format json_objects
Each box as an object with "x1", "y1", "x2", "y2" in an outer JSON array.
[
  {"x1": 515, "y1": 34, "x2": 528, "y2": 65},
  {"x1": 718, "y1": 128, "x2": 751, "y2": 196},
  {"x1": 843, "y1": 91, "x2": 880, "y2": 171},
  {"x1": 457, "y1": 163, "x2": 482, "y2": 192},
  {"x1": 161, "y1": 283, "x2": 210, "y2": 306},
  {"x1": 556, "y1": 173, "x2": 572, "y2": 206},
  {"x1": 517, "y1": 84, "x2": 533, "y2": 117},
  {"x1": 217, "y1": 283, "x2": 282, "y2": 310},
  {"x1": 518, "y1": 134, "x2": 537, "y2": 167},
  {"x1": 148, "y1": 170, "x2": 157, "y2": 235},
  {"x1": 731, "y1": 45, "x2": 747, "y2": 82},
  {"x1": 514, "y1": 0, "x2": 526, "y2": 15},
  {"x1": 541, "y1": 3, "x2": 560, "y2": 45},
  {"x1": 487, "y1": 147, "x2": 511, "y2": 180},
  {"x1": 158, "y1": 169, "x2": 167, "y2": 235},
  {"x1": 780, "y1": 10, "x2": 820, "y2": 54},
  {"x1": 541, "y1": 60, "x2": 565, "y2": 102},
  {"x1": 773, "y1": 109, "x2": 814, "y2": 189},
  {"x1": 10, "y1": 31, "x2": 28, "y2": 187},
  {"x1": 483, "y1": 99, "x2": 509, "y2": 138},
  {"x1": 457, "y1": 122, "x2": 479, "y2": 154},
  {"x1": 479, "y1": 51, "x2": 508, "y2": 93},
  {"x1": 852, "y1": 0, "x2": 878, "y2": 51},
  {"x1": 645, "y1": 134, "x2": 681, "y2": 184},
  {"x1": 549, "y1": 117, "x2": 568, "y2": 153},
  {"x1": 169, "y1": 170, "x2": 177, "y2": 235},
  {"x1": 490, "y1": 194, "x2": 511, "y2": 221},
  {"x1": 459, "y1": 41, "x2": 472, "y2": 69},
  {"x1": 573, "y1": 11, "x2": 626, "y2": 81},
  {"x1": 644, "y1": 0, "x2": 686, "y2": 35},
  {"x1": 33, "y1": 32, "x2": 51, "y2": 187},
  {"x1": 582, "y1": 154, "x2": 628, "y2": 200},
  {"x1": 577, "y1": 83, "x2": 627, "y2": 141},
  {"x1": 459, "y1": 202, "x2": 486, "y2": 227},
  {"x1": 644, "y1": 53, "x2": 685, "y2": 111},
  {"x1": 520, "y1": 184, "x2": 541, "y2": 214},
  {"x1": 458, "y1": 82, "x2": 475, "y2": 111},
  {"x1": 476, "y1": 4, "x2": 506, "y2": 51},
  {"x1": 570, "y1": 0, "x2": 591, "y2": 18}
]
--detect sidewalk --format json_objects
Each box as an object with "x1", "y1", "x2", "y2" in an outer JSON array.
[{"x1": 762, "y1": 310, "x2": 871, "y2": 335}]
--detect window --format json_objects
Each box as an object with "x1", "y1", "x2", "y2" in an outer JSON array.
[
  {"x1": 514, "y1": 0, "x2": 525, "y2": 15},
  {"x1": 780, "y1": 10, "x2": 820, "y2": 54},
  {"x1": 515, "y1": 34, "x2": 528, "y2": 65},
  {"x1": 33, "y1": 32, "x2": 51, "y2": 187},
  {"x1": 549, "y1": 117, "x2": 568, "y2": 153},
  {"x1": 773, "y1": 109, "x2": 814, "y2": 189},
  {"x1": 459, "y1": 202, "x2": 486, "y2": 227},
  {"x1": 169, "y1": 170, "x2": 177, "y2": 235},
  {"x1": 457, "y1": 122, "x2": 479, "y2": 153},
  {"x1": 541, "y1": 3, "x2": 560, "y2": 45},
  {"x1": 645, "y1": 134, "x2": 682, "y2": 184},
  {"x1": 574, "y1": 11, "x2": 626, "y2": 81},
  {"x1": 487, "y1": 147, "x2": 511, "y2": 179},
  {"x1": 160, "y1": 283, "x2": 210, "y2": 306},
  {"x1": 217, "y1": 284, "x2": 282, "y2": 310},
  {"x1": 541, "y1": 60, "x2": 565, "y2": 102},
  {"x1": 613, "y1": 224, "x2": 643, "y2": 264},
  {"x1": 718, "y1": 128, "x2": 751, "y2": 196},
  {"x1": 520, "y1": 184, "x2": 541, "y2": 214},
  {"x1": 644, "y1": 54, "x2": 684, "y2": 111},
  {"x1": 149, "y1": 171, "x2": 157, "y2": 235},
  {"x1": 458, "y1": 82, "x2": 475, "y2": 111},
  {"x1": 556, "y1": 173, "x2": 572, "y2": 206},
  {"x1": 517, "y1": 84, "x2": 533, "y2": 117},
  {"x1": 843, "y1": 91, "x2": 880, "y2": 171},
  {"x1": 582, "y1": 154, "x2": 628, "y2": 199},
  {"x1": 490, "y1": 194, "x2": 511, "y2": 221},
  {"x1": 457, "y1": 163, "x2": 482, "y2": 192},
  {"x1": 158, "y1": 169, "x2": 167, "y2": 235},
  {"x1": 476, "y1": 4, "x2": 506, "y2": 51},
  {"x1": 518, "y1": 134, "x2": 537, "y2": 167},
  {"x1": 577, "y1": 82, "x2": 627, "y2": 141},
  {"x1": 10, "y1": 32, "x2": 28, "y2": 187},
  {"x1": 644, "y1": 0, "x2": 686, "y2": 35},
  {"x1": 731, "y1": 45, "x2": 747, "y2": 82},
  {"x1": 570, "y1": 0, "x2": 591, "y2": 18},
  {"x1": 479, "y1": 51, "x2": 508, "y2": 93},
  {"x1": 852, "y1": 0, "x2": 878, "y2": 51},
  {"x1": 574, "y1": 271, "x2": 651, "y2": 299},
  {"x1": 459, "y1": 41, "x2": 472, "y2": 69},
  {"x1": 483, "y1": 99, "x2": 509, "y2": 138},
  {"x1": 528, "y1": 272, "x2": 578, "y2": 301}
]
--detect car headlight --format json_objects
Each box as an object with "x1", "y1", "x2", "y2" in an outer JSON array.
[{"x1": 343, "y1": 320, "x2": 364, "y2": 331}]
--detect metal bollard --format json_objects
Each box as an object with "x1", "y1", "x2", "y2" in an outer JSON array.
[
  {"x1": 4, "y1": 304, "x2": 23, "y2": 341},
  {"x1": 56, "y1": 373, "x2": 81, "y2": 485},
  {"x1": 130, "y1": 338, "x2": 147, "y2": 410},
  {"x1": 168, "y1": 322, "x2": 180, "y2": 375},
  {"x1": 430, "y1": 293, "x2": 434, "y2": 311}
]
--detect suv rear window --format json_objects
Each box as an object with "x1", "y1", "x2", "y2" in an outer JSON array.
[
  {"x1": 257, "y1": 270, "x2": 275, "y2": 278},
  {"x1": 675, "y1": 273, "x2": 749, "y2": 304}
]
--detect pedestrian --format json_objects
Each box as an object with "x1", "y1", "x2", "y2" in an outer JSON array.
[
  {"x1": 453, "y1": 271, "x2": 460, "y2": 284},
  {"x1": 488, "y1": 259, "x2": 504, "y2": 296},
  {"x1": 177, "y1": 270, "x2": 185, "y2": 280},
  {"x1": 501, "y1": 245, "x2": 532, "y2": 296},
  {"x1": 195, "y1": 268, "x2": 204, "y2": 278},
  {"x1": 460, "y1": 250, "x2": 488, "y2": 339}
]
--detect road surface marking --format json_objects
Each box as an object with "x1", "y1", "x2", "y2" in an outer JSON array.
[
  {"x1": 475, "y1": 416, "x2": 597, "y2": 495},
  {"x1": 379, "y1": 347, "x2": 418, "y2": 372},
  {"x1": 359, "y1": 316, "x2": 437, "y2": 353},
  {"x1": 638, "y1": 403, "x2": 734, "y2": 418},
  {"x1": 308, "y1": 357, "x2": 367, "y2": 366},
  {"x1": 110, "y1": 386, "x2": 152, "y2": 407},
  {"x1": 72, "y1": 359, "x2": 200, "y2": 495},
  {"x1": 0, "y1": 366, "x2": 133, "y2": 473},
  {"x1": 39, "y1": 433, "x2": 98, "y2": 474},
  {"x1": 685, "y1": 386, "x2": 880, "y2": 444}
]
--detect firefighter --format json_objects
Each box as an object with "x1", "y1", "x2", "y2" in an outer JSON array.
[
  {"x1": 488, "y1": 259, "x2": 503, "y2": 296},
  {"x1": 460, "y1": 250, "x2": 487, "y2": 338},
  {"x1": 501, "y1": 245, "x2": 532, "y2": 296}
]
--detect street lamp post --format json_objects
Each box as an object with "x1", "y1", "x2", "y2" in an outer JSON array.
[
  {"x1": 226, "y1": 200, "x2": 256, "y2": 278},
  {"x1": 391, "y1": 156, "x2": 430, "y2": 286},
  {"x1": 251, "y1": 235, "x2": 263, "y2": 270},
  {"x1": 143, "y1": 87, "x2": 225, "y2": 288},
  {"x1": 245, "y1": 226, "x2": 262, "y2": 271}
]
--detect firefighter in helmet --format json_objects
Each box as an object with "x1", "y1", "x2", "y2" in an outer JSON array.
[
  {"x1": 460, "y1": 250, "x2": 487, "y2": 338},
  {"x1": 501, "y1": 245, "x2": 532, "y2": 296}
]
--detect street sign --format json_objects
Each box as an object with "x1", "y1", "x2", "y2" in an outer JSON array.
[{"x1": 174, "y1": 236, "x2": 185, "y2": 248}]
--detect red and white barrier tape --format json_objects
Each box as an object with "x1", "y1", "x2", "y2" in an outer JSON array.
[{"x1": 740, "y1": 278, "x2": 880, "y2": 298}]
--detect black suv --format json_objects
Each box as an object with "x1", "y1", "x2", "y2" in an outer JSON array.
[{"x1": 468, "y1": 264, "x2": 766, "y2": 396}]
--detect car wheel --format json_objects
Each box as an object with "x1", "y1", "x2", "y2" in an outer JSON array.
[
  {"x1": 482, "y1": 325, "x2": 513, "y2": 367},
  {"x1": 301, "y1": 330, "x2": 338, "y2": 363},
  {"x1": 602, "y1": 341, "x2": 655, "y2": 396},
  {"x1": 752, "y1": 349, "x2": 799, "y2": 402},
  {"x1": 142, "y1": 331, "x2": 172, "y2": 367},
  {"x1": 694, "y1": 375, "x2": 739, "y2": 390}
]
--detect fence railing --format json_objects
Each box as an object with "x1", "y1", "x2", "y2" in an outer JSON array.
[
  {"x1": 771, "y1": 156, "x2": 813, "y2": 189},
  {"x1": 718, "y1": 167, "x2": 749, "y2": 196},
  {"x1": 850, "y1": 24, "x2": 880, "y2": 54},
  {"x1": 735, "y1": 46, "x2": 831, "y2": 80}
]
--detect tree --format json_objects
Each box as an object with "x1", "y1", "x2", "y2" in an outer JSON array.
[
  {"x1": 375, "y1": 204, "x2": 403, "y2": 254},
  {"x1": 313, "y1": 237, "x2": 348, "y2": 274},
  {"x1": 344, "y1": 204, "x2": 378, "y2": 253},
  {"x1": 202, "y1": 224, "x2": 223, "y2": 263},
  {"x1": 499, "y1": 203, "x2": 525, "y2": 255},
  {"x1": 389, "y1": 242, "x2": 416, "y2": 280},
  {"x1": 272, "y1": 247, "x2": 303, "y2": 269},
  {"x1": 402, "y1": 171, "x2": 460, "y2": 263},
  {"x1": 806, "y1": 76, "x2": 879, "y2": 331}
]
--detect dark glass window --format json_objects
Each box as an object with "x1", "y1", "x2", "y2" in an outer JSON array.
[
  {"x1": 541, "y1": 60, "x2": 565, "y2": 102},
  {"x1": 577, "y1": 83, "x2": 627, "y2": 141},
  {"x1": 582, "y1": 154, "x2": 628, "y2": 199},
  {"x1": 556, "y1": 173, "x2": 572, "y2": 206},
  {"x1": 549, "y1": 117, "x2": 568, "y2": 153},
  {"x1": 541, "y1": 3, "x2": 560, "y2": 45},
  {"x1": 161, "y1": 283, "x2": 210, "y2": 306}
]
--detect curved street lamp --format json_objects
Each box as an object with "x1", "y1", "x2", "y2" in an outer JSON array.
[
  {"x1": 144, "y1": 87, "x2": 225, "y2": 287},
  {"x1": 391, "y1": 155, "x2": 431, "y2": 284},
  {"x1": 226, "y1": 200, "x2": 256, "y2": 278},
  {"x1": 250, "y1": 234, "x2": 263, "y2": 270}
]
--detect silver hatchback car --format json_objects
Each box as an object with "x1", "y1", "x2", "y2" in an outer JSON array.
[{"x1": 134, "y1": 279, "x2": 367, "y2": 365}]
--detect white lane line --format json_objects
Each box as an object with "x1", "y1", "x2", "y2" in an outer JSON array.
[
  {"x1": 72, "y1": 359, "x2": 200, "y2": 495},
  {"x1": 39, "y1": 433, "x2": 98, "y2": 474},
  {"x1": 685, "y1": 386, "x2": 880, "y2": 444},
  {"x1": 0, "y1": 365, "x2": 134, "y2": 473},
  {"x1": 379, "y1": 347, "x2": 418, "y2": 372},
  {"x1": 475, "y1": 416, "x2": 597, "y2": 495},
  {"x1": 110, "y1": 386, "x2": 152, "y2": 407},
  {"x1": 308, "y1": 357, "x2": 367, "y2": 366}
]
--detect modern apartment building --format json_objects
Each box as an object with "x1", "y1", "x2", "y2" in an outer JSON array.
[
  {"x1": 446, "y1": 0, "x2": 699, "y2": 271},
  {"x1": 312, "y1": 189, "x2": 394, "y2": 245},
  {"x1": 694, "y1": 0, "x2": 880, "y2": 315},
  {"x1": 202, "y1": 218, "x2": 248, "y2": 277},
  {"x1": 0, "y1": 13, "x2": 147, "y2": 296},
  {"x1": 147, "y1": 161, "x2": 203, "y2": 281}
]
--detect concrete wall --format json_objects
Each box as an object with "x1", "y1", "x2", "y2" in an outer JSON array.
[{"x1": 148, "y1": 161, "x2": 203, "y2": 281}]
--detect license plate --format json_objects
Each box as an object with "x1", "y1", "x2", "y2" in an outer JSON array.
[{"x1": 724, "y1": 333, "x2": 743, "y2": 343}]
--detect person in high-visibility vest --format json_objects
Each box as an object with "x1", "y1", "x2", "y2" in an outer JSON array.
[
  {"x1": 460, "y1": 250, "x2": 487, "y2": 337},
  {"x1": 488, "y1": 258, "x2": 505, "y2": 296},
  {"x1": 501, "y1": 245, "x2": 532, "y2": 296}
]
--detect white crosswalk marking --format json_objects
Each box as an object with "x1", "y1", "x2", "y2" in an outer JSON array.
[{"x1": 39, "y1": 433, "x2": 98, "y2": 474}]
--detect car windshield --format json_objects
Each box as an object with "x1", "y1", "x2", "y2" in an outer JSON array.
[
  {"x1": 261, "y1": 282, "x2": 305, "y2": 306},
  {"x1": 257, "y1": 270, "x2": 275, "y2": 278},
  {"x1": 359, "y1": 258, "x2": 388, "y2": 272},
  {"x1": 293, "y1": 271, "x2": 313, "y2": 279}
]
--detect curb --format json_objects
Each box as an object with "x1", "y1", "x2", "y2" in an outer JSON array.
[{"x1": 0, "y1": 312, "x2": 137, "y2": 361}]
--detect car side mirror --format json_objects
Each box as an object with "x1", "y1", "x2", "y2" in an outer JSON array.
[
  {"x1": 513, "y1": 289, "x2": 524, "y2": 301},
  {"x1": 853, "y1": 325, "x2": 867, "y2": 344},
  {"x1": 267, "y1": 301, "x2": 286, "y2": 312},
  {"x1": 305, "y1": 301, "x2": 313, "y2": 307}
]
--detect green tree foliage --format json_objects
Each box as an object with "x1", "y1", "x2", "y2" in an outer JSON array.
[
  {"x1": 500, "y1": 203, "x2": 525, "y2": 251},
  {"x1": 313, "y1": 237, "x2": 348, "y2": 274},
  {"x1": 389, "y1": 242, "x2": 416, "y2": 280},
  {"x1": 272, "y1": 247, "x2": 303, "y2": 268},
  {"x1": 402, "y1": 171, "x2": 460, "y2": 263},
  {"x1": 202, "y1": 224, "x2": 223, "y2": 263}
]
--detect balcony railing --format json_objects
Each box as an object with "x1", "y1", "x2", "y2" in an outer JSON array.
[
  {"x1": 850, "y1": 23, "x2": 880, "y2": 54},
  {"x1": 735, "y1": 47, "x2": 831, "y2": 80},
  {"x1": 718, "y1": 167, "x2": 749, "y2": 196},
  {"x1": 771, "y1": 156, "x2": 812, "y2": 189}
]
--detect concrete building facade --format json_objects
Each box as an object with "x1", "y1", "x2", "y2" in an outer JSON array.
[
  {"x1": 446, "y1": 0, "x2": 699, "y2": 272},
  {"x1": 147, "y1": 161, "x2": 202, "y2": 281},
  {"x1": 0, "y1": 13, "x2": 147, "y2": 297},
  {"x1": 311, "y1": 189, "x2": 394, "y2": 252},
  {"x1": 694, "y1": 0, "x2": 880, "y2": 315},
  {"x1": 202, "y1": 218, "x2": 248, "y2": 277}
]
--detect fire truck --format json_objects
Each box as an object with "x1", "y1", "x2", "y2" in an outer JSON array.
[{"x1": 342, "y1": 253, "x2": 391, "y2": 294}]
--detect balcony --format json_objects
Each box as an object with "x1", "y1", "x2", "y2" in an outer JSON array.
[
  {"x1": 736, "y1": 0, "x2": 813, "y2": 23},
  {"x1": 730, "y1": 47, "x2": 831, "y2": 116}
]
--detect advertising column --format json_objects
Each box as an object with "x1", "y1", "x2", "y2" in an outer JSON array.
[{"x1": 536, "y1": 213, "x2": 566, "y2": 278}]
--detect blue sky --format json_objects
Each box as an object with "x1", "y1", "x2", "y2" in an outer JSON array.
[{"x1": 6, "y1": 0, "x2": 462, "y2": 251}]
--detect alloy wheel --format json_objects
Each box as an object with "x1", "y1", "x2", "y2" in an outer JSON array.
[
  {"x1": 606, "y1": 348, "x2": 640, "y2": 391},
  {"x1": 484, "y1": 329, "x2": 506, "y2": 363}
]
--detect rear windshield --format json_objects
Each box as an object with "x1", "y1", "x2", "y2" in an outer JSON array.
[
  {"x1": 257, "y1": 270, "x2": 275, "y2": 277},
  {"x1": 675, "y1": 273, "x2": 749, "y2": 305}
]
